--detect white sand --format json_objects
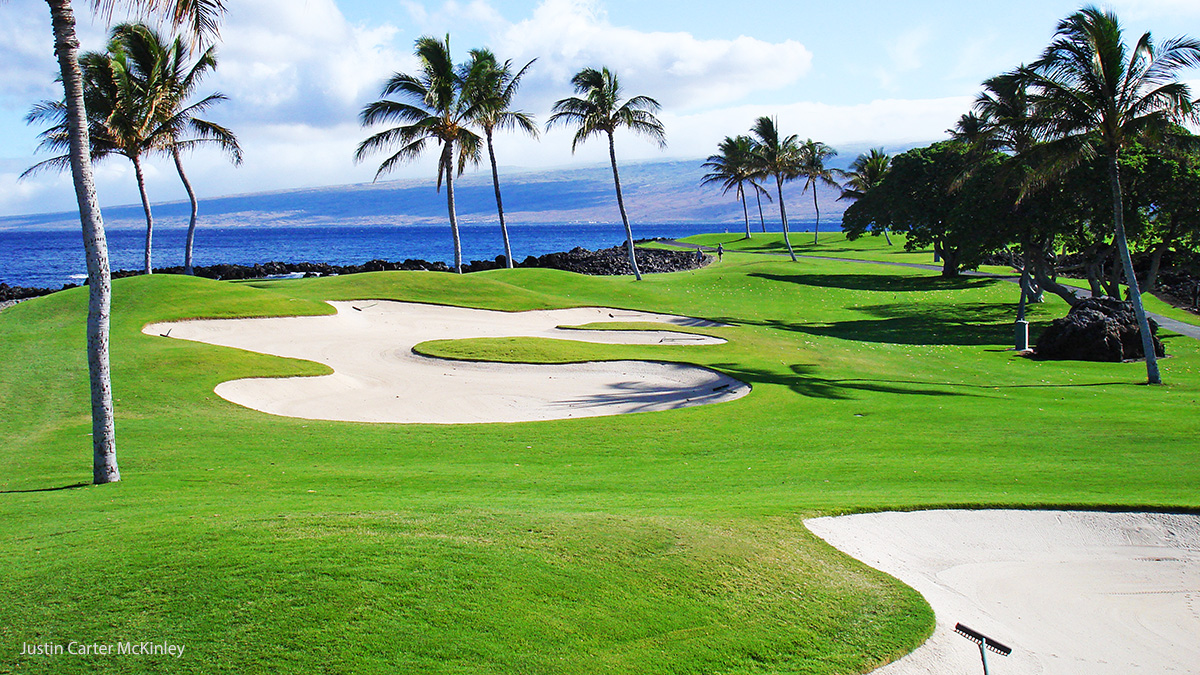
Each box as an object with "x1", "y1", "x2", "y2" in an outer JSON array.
[
  {"x1": 144, "y1": 301, "x2": 749, "y2": 424},
  {"x1": 806, "y1": 510, "x2": 1200, "y2": 674}
]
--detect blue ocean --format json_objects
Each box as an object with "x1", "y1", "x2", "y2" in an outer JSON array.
[{"x1": 0, "y1": 222, "x2": 757, "y2": 289}]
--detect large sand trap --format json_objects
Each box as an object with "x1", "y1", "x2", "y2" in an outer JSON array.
[
  {"x1": 806, "y1": 510, "x2": 1200, "y2": 674},
  {"x1": 144, "y1": 301, "x2": 749, "y2": 424}
]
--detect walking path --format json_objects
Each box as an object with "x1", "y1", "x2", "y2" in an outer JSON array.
[{"x1": 661, "y1": 239, "x2": 1200, "y2": 341}]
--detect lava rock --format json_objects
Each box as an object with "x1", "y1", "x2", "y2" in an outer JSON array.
[
  {"x1": 1035, "y1": 296, "x2": 1165, "y2": 362},
  {"x1": 516, "y1": 245, "x2": 705, "y2": 275}
]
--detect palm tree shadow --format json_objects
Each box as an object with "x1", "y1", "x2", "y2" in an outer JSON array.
[
  {"x1": 714, "y1": 303, "x2": 1039, "y2": 347},
  {"x1": 750, "y1": 271, "x2": 998, "y2": 293},
  {"x1": 0, "y1": 482, "x2": 89, "y2": 495},
  {"x1": 711, "y1": 363, "x2": 980, "y2": 400}
]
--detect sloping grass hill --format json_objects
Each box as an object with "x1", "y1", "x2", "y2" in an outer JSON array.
[{"x1": 2, "y1": 238, "x2": 1198, "y2": 674}]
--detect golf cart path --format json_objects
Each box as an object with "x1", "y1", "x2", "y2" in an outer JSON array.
[
  {"x1": 663, "y1": 240, "x2": 1200, "y2": 341},
  {"x1": 806, "y1": 510, "x2": 1200, "y2": 674}
]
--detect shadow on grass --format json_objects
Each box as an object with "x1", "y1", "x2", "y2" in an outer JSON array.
[
  {"x1": 715, "y1": 303, "x2": 1033, "y2": 347},
  {"x1": 0, "y1": 482, "x2": 89, "y2": 494},
  {"x1": 712, "y1": 363, "x2": 980, "y2": 400},
  {"x1": 750, "y1": 271, "x2": 997, "y2": 293},
  {"x1": 713, "y1": 363, "x2": 1134, "y2": 401}
]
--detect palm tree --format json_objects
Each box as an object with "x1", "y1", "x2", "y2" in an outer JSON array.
[
  {"x1": 461, "y1": 49, "x2": 537, "y2": 269},
  {"x1": 356, "y1": 35, "x2": 481, "y2": 274},
  {"x1": 1025, "y1": 6, "x2": 1200, "y2": 384},
  {"x1": 548, "y1": 67, "x2": 666, "y2": 281},
  {"x1": 701, "y1": 135, "x2": 759, "y2": 239},
  {"x1": 838, "y1": 148, "x2": 892, "y2": 244},
  {"x1": 28, "y1": 23, "x2": 241, "y2": 277},
  {"x1": 109, "y1": 23, "x2": 241, "y2": 276},
  {"x1": 31, "y1": 0, "x2": 224, "y2": 484},
  {"x1": 797, "y1": 139, "x2": 838, "y2": 244},
  {"x1": 27, "y1": 42, "x2": 165, "y2": 275},
  {"x1": 748, "y1": 116, "x2": 800, "y2": 261}
]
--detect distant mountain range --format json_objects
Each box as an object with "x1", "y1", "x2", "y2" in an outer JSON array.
[{"x1": 0, "y1": 142, "x2": 923, "y2": 232}]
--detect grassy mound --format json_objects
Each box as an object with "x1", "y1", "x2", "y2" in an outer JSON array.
[{"x1": 2, "y1": 238, "x2": 1198, "y2": 673}]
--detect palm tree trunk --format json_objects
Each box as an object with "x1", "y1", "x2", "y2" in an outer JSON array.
[
  {"x1": 755, "y1": 189, "x2": 766, "y2": 233},
  {"x1": 173, "y1": 146, "x2": 200, "y2": 275},
  {"x1": 443, "y1": 144, "x2": 462, "y2": 274},
  {"x1": 48, "y1": 0, "x2": 119, "y2": 484},
  {"x1": 812, "y1": 184, "x2": 821, "y2": 245},
  {"x1": 132, "y1": 154, "x2": 155, "y2": 275},
  {"x1": 739, "y1": 185, "x2": 751, "y2": 239},
  {"x1": 1108, "y1": 155, "x2": 1161, "y2": 384},
  {"x1": 607, "y1": 131, "x2": 641, "y2": 281},
  {"x1": 485, "y1": 129, "x2": 514, "y2": 268},
  {"x1": 883, "y1": 228, "x2": 893, "y2": 246},
  {"x1": 775, "y1": 175, "x2": 797, "y2": 262}
]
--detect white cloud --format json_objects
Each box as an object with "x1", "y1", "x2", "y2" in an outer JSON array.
[
  {"x1": 491, "y1": 0, "x2": 813, "y2": 110},
  {"x1": 214, "y1": 0, "x2": 406, "y2": 126}
]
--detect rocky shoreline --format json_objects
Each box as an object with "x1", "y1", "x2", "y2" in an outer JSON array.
[{"x1": 1, "y1": 241, "x2": 707, "y2": 306}]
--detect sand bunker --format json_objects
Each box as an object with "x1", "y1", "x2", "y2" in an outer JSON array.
[
  {"x1": 144, "y1": 301, "x2": 749, "y2": 424},
  {"x1": 806, "y1": 510, "x2": 1200, "y2": 674}
]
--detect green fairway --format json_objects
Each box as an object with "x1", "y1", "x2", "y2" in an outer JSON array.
[{"x1": 3, "y1": 239, "x2": 1199, "y2": 674}]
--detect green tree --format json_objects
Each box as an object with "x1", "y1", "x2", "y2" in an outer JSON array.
[
  {"x1": 837, "y1": 148, "x2": 892, "y2": 244},
  {"x1": 842, "y1": 142, "x2": 1009, "y2": 277},
  {"x1": 701, "y1": 135, "x2": 761, "y2": 239},
  {"x1": 748, "y1": 116, "x2": 800, "y2": 261},
  {"x1": 356, "y1": 35, "x2": 481, "y2": 274},
  {"x1": 548, "y1": 67, "x2": 666, "y2": 281},
  {"x1": 110, "y1": 23, "x2": 242, "y2": 276},
  {"x1": 1025, "y1": 6, "x2": 1200, "y2": 384},
  {"x1": 797, "y1": 139, "x2": 838, "y2": 244},
  {"x1": 30, "y1": 0, "x2": 225, "y2": 484},
  {"x1": 461, "y1": 49, "x2": 538, "y2": 269}
]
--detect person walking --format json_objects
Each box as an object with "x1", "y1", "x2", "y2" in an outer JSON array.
[{"x1": 717, "y1": 243, "x2": 724, "y2": 262}]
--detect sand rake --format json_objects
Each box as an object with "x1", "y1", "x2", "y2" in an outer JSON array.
[{"x1": 954, "y1": 623, "x2": 1012, "y2": 674}]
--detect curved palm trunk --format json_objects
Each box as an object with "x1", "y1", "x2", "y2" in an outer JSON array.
[
  {"x1": 484, "y1": 129, "x2": 513, "y2": 268},
  {"x1": 173, "y1": 147, "x2": 200, "y2": 275},
  {"x1": 775, "y1": 175, "x2": 797, "y2": 261},
  {"x1": 607, "y1": 131, "x2": 641, "y2": 281},
  {"x1": 883, "y1": 228, "x2": 893, "y2": 246},
  {"x1": 442, "y1": 144, "x2": 463, "y2": 274},
  {"x1": 755, "y1": 190, "x2": 766, "y2": 233},
  {"x1": 132, "y1": 154, "x2": 155, "y2": 275},
  {"x1": 48, "y1": 0, "x2": 119, "y2": 484},
  {"x1": 1108, "y1": 155, "x2": 1161, "y2": 384},
  {"x1": 811, "y1": 184, "x2": 821, "y2": 245},
  {"x1": 739, "y1": 185, "x2": 751, "y2": 239}
]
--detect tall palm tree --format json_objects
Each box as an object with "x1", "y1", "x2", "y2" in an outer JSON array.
[
  {"x1": 28, "y1": 23, "x2": 241, "y2": 277},
  {"x1": 548, "y1": 67, "x2": 666, "y2": 281},
  {"x1": 838, "y1": 148, "x2": 892, "y2": 244},
  {"x1": 109, "y1": 23, "x2": 241, "y2": 276},
  {"x1": 1026, "y1": 6, "x2": 1200, "y2": 384},
  {"x1": 797, "y1": 139, "x2": 838, "y2": 244},
  {"x1": 27, "y1": 43, "x2": 165, "y2": 275},
  {"x1": 32, "y1": 0, "x2": 224, "y2": 484},
  {"x1": 356, "y1": 35, "x2": 481, "y2": 274},
  {"x1": 748, "y1": 116, "x2": 800, "y2": 261},
  {"x1": 460, "y1": 49, "x2": 538, "y2": 269},
  {"x1": 701, "y1": 135, "x2": 759, "y2": 239}
]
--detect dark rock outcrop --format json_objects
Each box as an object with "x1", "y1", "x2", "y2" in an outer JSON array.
[
  {"x1": 0, "y1": 282, "x2": 61, "y2": 302},
  {"x1": 517, "y1": 245, "x2": 704, "y2": 276},
  {"x1": 1035, "y1": 297, "x2": 1165, "y2": 362}
]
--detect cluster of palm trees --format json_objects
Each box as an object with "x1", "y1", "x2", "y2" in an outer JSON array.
[
  {"x1": 702, "y1": 117, "x2": 865, "y2": 260},
  {"x1": 26, "y1": 20, "x2": 240, "y2": 277},
  {"x1": 945, "y1": 6, "x2": 1200, "y2": 384},
  {"x1": 356, "y1": 38, "x2": 665, "y2": 280}
]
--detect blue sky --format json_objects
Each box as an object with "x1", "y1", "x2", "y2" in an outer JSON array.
[{"x1": 2, "y1": 0, "x2": 1199, "y2": 217}]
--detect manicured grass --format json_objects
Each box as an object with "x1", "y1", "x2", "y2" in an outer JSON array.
[{"x1": 3, "y1": 242, "x2": 1199, "y2": 674}]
